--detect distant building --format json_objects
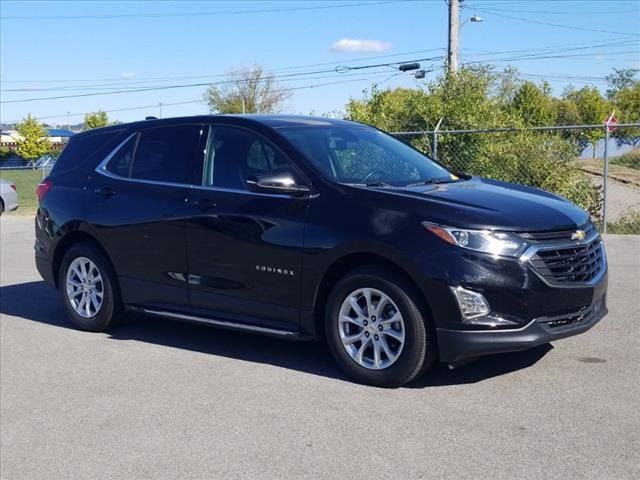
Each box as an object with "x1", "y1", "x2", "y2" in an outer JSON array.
[{"x1": 0, "y1": 128, "x2": 75, "y2": 150}]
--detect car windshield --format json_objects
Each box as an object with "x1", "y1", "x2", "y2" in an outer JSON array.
[{"x1": 278, "y1": 125, "x2": 453, "y2": 186}]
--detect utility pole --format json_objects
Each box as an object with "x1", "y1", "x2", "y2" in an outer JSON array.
[
  {"x1": 158, "y1": 102, "x2": 163, "y2": 118},
  {"x1": 447, "y1": 0, "x2": 460, "y2": 74}
]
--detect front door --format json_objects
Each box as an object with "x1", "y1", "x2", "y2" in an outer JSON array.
[{"x1": 185, "y1": 125, "x2": 308, "y2": 328}]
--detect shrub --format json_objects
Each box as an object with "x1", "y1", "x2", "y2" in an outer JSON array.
[
  {"x1": 610, "y1": 149, "x2": 640, "y2": 171},
  {"x1": 0, "y1": 146, "x2": 12, "y2": 161},
  {"x1": 604, "y1": 210, "x2": 640, "y2": 234}
]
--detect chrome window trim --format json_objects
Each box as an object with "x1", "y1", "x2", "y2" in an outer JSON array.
[
  {"x1": 94, "y1": 126, "x2": 314, "y2": 198},
  {"x1": 519, "y1": 230, "x2": 607, "y2": 288}
]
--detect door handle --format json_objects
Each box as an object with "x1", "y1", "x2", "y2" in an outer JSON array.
[
  {"x1": 188, "y1": 198, "x2": 216, "y2": 210},
  {"x1": 94, "y1": 186, "x2": 116, "y2": 198}
]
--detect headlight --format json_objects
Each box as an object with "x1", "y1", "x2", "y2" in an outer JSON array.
[{"x1": 422, "y1": 222, "x2": 528, "y2": 257}]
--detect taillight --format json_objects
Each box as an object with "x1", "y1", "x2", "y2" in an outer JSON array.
[
  {"x1": 36, "y1": 180, "x2": 53, "y2": 202},
  {"x1": 10, "y1": 184, "x2": 16, "y2": 191}
]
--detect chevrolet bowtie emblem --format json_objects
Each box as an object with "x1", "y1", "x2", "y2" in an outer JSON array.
[{"x1": 571, "y1": 230, "x2": 586, "y2": 241}]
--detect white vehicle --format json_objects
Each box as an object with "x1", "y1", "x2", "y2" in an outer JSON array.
[{"x1": 0, "y1": 179, "x2": 19, "y2": 215}]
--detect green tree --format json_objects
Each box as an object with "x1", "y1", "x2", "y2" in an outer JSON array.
[
  {"x1": 344, "y1": 67, "x2": 601, "y2": 218},
  {"x1": 509, "y1": 81, "x2": 555, "y2": 126},
  {"x1": 204, "y1": 65, "x2": 291, "y2": 114},
  {"x1": 560, "y1": 86, "x2": 611, "y2": 157},
  {"x1": 346, "y1": 85, "x2": 430, "y2": 132},
  {"x1": 84, "y1": 110, "x2": 110, "y2": 129},
  {"x1": 605, "y1": 69, "x2": 640, "y2": 148},
  {"x1": 493, "y1": 66, "x2": 522, "y2": 106},
  {"x1": 605, "y1": 68, "x2": 638, "y2": 100},
  {"x1": 15, "y1": 114, "x2": 50, "y2": 160}
]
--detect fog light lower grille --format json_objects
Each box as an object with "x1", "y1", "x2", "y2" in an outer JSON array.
[{"x1": 537, "y1": 297, "x2": 605, "y2": 330}]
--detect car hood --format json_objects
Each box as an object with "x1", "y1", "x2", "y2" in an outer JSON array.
[{"x1": 359, "y1": 177, "x2": 590, "y2": 232}]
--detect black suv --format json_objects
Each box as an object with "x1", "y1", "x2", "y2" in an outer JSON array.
[{"x1": 35, "y1": 116, "x2": 608, "y2": 387}]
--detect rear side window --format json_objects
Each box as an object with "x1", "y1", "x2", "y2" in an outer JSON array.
[
  {"x1": 130, "y1": 125, "x2": 203, "y2": 184},
  {"x1": 105, "y1": 135, "x2": 136, "y2": 177},
  {"x1": 51, "y1": 129, "x2": 126, "y2": 176}
]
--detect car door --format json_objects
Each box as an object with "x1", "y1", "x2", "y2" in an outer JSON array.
[
  {"x1": 185, "y1": 125, "x2": 309, "y2": 328},
  {"x1": 88, "y1": 124, "x2": 205, "y2": 308}
]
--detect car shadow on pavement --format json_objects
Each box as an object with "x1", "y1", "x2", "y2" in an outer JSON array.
[{"x1": 1, "y1": 281, "x2": 552, "y2": 388}]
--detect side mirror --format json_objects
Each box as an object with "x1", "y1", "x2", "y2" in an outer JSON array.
[{"x1": 245, "y1": 174, "x2": 310, "y2": 196}]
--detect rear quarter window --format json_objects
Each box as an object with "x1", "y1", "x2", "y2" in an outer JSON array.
[{"x1": 51, "y1": 129, "x2": 129, "y2": 176}]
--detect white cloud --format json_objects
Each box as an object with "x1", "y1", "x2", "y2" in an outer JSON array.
[
  {"x1": 119, "y1": 72, "x2": 136, "y2": 79},
  {"x1": 330, "y1": 38, "x2": 392, "y2": 54}
]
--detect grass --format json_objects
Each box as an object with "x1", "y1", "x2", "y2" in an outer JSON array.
[
  {"x1": 581, "y1": 157, "x2": 640, "y2": 187},
  {"x1": 0, "y1": 169, "x2": 46, "y2": 215},
  {"x1": 604, "y1": 210, "x2": 640, "y2": 235},
  {"x1": 610, "y1": 149, "x2": 640, "y2": 171}
]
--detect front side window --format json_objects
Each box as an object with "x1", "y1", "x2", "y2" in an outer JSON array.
[
  {"x1": 203, "y1": 126, "x2": 299, "y2": 190},
  {"x1": 279, "y1": 125, "x2": 452, "y2": 186},
  {"x1": 130, "y1": 125, "x2": 202, "y2": 184}
]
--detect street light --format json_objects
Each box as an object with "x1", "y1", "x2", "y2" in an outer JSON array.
[{"x1": 461, "y1": 14, "x2": 483, "y2": 28}]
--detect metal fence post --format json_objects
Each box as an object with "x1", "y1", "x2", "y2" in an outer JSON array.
[
  {"x1": 433, "y1": 130, "x2": 438, "y2": 160},
  {"x1": 433, "y1": 117, "x2": 443, "y2": 160},
  {"x1": 602, "y1": 123, "x2": 609, "y2": 234}
]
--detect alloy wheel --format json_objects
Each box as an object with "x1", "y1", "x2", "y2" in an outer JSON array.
[
  {"x1": 338, "y1": 288, "x2": 405, "y2": 370},
  {"x1": 65, "y1": 257, "x2": 104, "y2": 318}
]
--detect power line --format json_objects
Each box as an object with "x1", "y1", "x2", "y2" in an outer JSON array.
[
  {"x1": 467, "y1": 5, "x2": 640, "y2": 15},
  {"x1": 0, "y1": 48, "x2": 446, "y2": 87},
  {"x1": 470, "y1": 7, "x2": 640, "y2": 37},
  {"x1": 2, "y1": 72, "x2": 406, "y2": 123},
  {"x1": 0, "y1": 57, "x2": 442, "y2": 103},
  {"x1": 0, "y1": 69, "x2": 400, "y2": 93},
  {"x1": 0, "y1": 0, "x2": 409, "y2": 20},
  {"x1": 462, "y1": 50, "x2": 639, "y2": 66},
  {"x1": 461, "y1": 39, "x2": 638, "y2": 58}
]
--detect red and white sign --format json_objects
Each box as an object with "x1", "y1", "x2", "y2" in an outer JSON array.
[{"x1": 604, "y1": 113, "x2": 618, "y2": 132}]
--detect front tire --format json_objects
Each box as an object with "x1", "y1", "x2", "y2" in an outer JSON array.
[
  {"x1": 58, "y1": 242, "x2": 122, "y2": 332},
  {"x1": 325, "y1": 266, "x2": 436, "y2": 387}
]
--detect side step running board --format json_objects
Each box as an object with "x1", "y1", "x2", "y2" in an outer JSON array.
[{"x1": 133, "y1": 307, "x2": 308, "y2": 339}]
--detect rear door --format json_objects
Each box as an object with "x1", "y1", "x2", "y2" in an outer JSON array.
[
  {"x1": 88, "y1": 124, "x2": 205, "y2": 308},
  {"x1": 185, "y1": 125, "x2": 309, "y2": 328}
]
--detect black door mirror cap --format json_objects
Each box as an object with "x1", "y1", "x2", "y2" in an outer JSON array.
[{"x1": 245, "y1": 174, "x2": 310, "y2": 196}]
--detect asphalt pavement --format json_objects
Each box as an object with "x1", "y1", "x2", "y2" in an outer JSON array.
[{"x1": 1, "y1": 215, "x2": 639, "y2": 479}]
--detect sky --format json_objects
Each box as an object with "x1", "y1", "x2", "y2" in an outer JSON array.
[{"x1": 1, "y1": 0, "x2": 639, "y2": 126}]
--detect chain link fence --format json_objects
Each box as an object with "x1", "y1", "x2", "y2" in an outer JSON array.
[{"x1": 393, "y1": 123, "x2": 640, "y2": 235}]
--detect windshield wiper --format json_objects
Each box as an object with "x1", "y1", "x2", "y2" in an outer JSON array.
[
  {"x1": 405, "y1": 176, "x2": 461, "y2": 188},
  {"x1": 365, "y1": 181, "x2": 393, "y2": 187},
  {"x1": 343, "y1": 182, "x2": 393, "y2": 188}
]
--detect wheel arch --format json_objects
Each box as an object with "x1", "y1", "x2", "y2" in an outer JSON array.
[
  {"x1": 52, "y1": 230, "x2": 116, "y2": 289},
  {"x1": 311, "y1": 252, "x2": 434, "y2": 340}
]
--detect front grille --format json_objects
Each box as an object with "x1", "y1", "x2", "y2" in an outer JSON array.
[
  {"x1": 537, "y1": 297, "x2": 605, "y2": 330},
  {"x1": 529, "y1": 237, "x2": 604, "y2": 285}
]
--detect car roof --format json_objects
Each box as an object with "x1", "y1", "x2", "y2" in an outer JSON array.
[{"x1": 72, "y1": 114, "x2": 360, "y2": 138}]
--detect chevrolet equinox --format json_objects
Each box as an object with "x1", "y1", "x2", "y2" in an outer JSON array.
[{"x1": 35, "y1": 115, "x2": 608, "y2": 387}]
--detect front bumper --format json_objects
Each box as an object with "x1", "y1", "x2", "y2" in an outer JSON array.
[{"x1": 437, "y1": 294, "x2": 607, "y2": 365}]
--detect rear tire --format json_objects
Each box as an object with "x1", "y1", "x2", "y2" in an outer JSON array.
[
  {"x1": 58, "y1": 242, "x2": 123, "y2": 332},
  {"x1": 325, "y1": 266, "x2": 436, "y2": 387}
]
